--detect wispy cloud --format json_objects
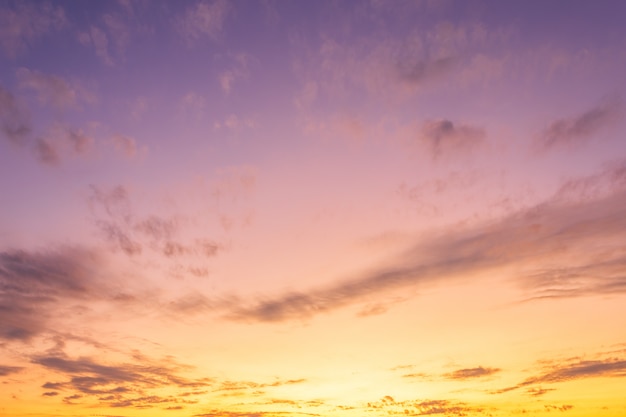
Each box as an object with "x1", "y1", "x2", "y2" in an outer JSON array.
[
  {"x1": 33, "y1": 124, "x2": 95, "y2": 166},
  {"x1": 87, "y1": 184, "x2": 223, "y2": 260},
  {"x1": 16, "y1": 68, "x2": 94, "y2": 109},
  {"x1": 111, "y1": 134, "x2": 141, "y2": 158},
  {"x1": 219, "y1": 53, "x2": 251, "y2": 94},
  {"x1": 0, "y1": 247, "x2": 111, "y2": 341},
  {"x1": 0, "y1": 2, "x2": 66, "y2": 58},
  {"x1": 535, "y1": 97, "x2": 622, "y2": 151},
  {"x1": 0, "y1": 84, "x2": 31, "y2": 146},
  {"x1": 366, "y1": 395, "x2": 486, "y2": 416},
  {"x1": 79, "y1": 26, "x2": 113, "y2": 66},
  {"x1": 34, "y1": 353, "x2": 212, "y2": 408},
  {"x1": 0, "y1": 365, "x2": 23, "y2": 376},
  {"x1": 444, "y1": 366, "x2": 501, "y2": 380},
  {"x1": 226, "y1": 162, "x2": 626, "y2": 322},
  {"x1": 177, "y1": 0, "x2": 231, "y2": 45},
  {"x1": 495, "y1": 355, "x2": 626, "y2": 395},
  {"x1": 419, "y1": 119, "x2": 486, "y2": 159}
]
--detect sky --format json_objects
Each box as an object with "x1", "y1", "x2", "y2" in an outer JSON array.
[{"x1": 1, "y1": 0, "x2": 626, "y2": 416}]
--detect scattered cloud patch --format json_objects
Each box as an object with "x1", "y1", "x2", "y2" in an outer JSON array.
[
  {"x1": 34, "y1": 354, "x2": 212, "y2": 408},
  {"x1": 219, "y1": 53, "x2": 251, "y2": 94},
  {"x1": 536, "y1": 97, "x2": 622, "y2": 151},
  {"x1": 495, "y1": 355, "x2": 626, "y2": 394},
  {"x1": 111, "y1": 134, "x2": 141, "y2": 158},
  {"x1": 0, "y1": 365, "x2": 23, "y2": 376},
  {"x1": 0, "y1": 247, "x2": 111, "y2": 341},
  {"x1": 420, "y1": 119, "x2": 486, "y2": 159},
  {"x1": 79, "y1": 26, "x2": 114, "y2": 66},
  {"x1": 177, "y1": 0, "x2": 231, "y2": 45},
  {"x1": 0, "y1": 2, "x2": 66, "y2": 58},
  {"x1": 87, "y1": 184, "x2": 224, "y2": 261},
  {"x1": 445, "y1": 366, "x2": 501, "y2": 380},
  {"x1": 0, "y1": 84, "x2": 31, "y2": 146},
  {"x1": 226, "y1": 163, "x2": 626, "y2": 322},
  {"x1": 16, "y1": 68, "x2": 94, "y2": 109}
]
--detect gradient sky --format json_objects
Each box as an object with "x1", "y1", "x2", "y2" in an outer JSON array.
[{"x1": 1, "y1": 1, "x2": 626, "y2": 416}]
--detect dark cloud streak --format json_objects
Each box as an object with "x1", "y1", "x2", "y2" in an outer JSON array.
[
  {"x1": 227, "y1": 163, "x2": 626, "y2": 323},
  {"x1": 536, "y1": 97, "x2": 621, "y2": 151}
]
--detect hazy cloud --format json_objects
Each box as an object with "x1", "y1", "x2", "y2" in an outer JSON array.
[
  {"x1": 0, "y1": 85, "x2": 31, "y2": 146},
  {"x1": 177, "y1": 0, "x2": 231, "y2": 45},
  {"x1": 397, "y1": 56, "x2": 457, "y2": 88},
  {"x1": 227, "y1": 163, "x2": 626, "y2": 322},
  {"x1": 0, "y1": 365, "x2": 23, "y2": 376},
  {"x1": 17, "y1": 68, "x2": 93, "y2": 109},
  {"x1": 79, "y1": 26, "x2": 114, "y2": 66},
  {"x1": 34, "y1": 354, "x2": 212, "y2": 407},
  {"x1": 219, "y1": 53, "x2": 251, "y2": 94},
  {"x1": 0, "y1": 247, "x2": 107, "y2": 341},
  {"x1": 366, "y1": 396, "x2": 485, "y2": 416},
  {"x1": 445, "y1": 366, "x2": 501, "y2": 380},
  {"x1": 495, "y1": 356, "x2": 626, "y2": 394},
  {"x1": 536, "y1": 97, "x2": 622, "y2": 151},
  {"x1": 0, "y1": 2, "x2": 66, "y2": 58},
  {"x1": 34, "y1": 137, "x2": 60, "y2": 165},
  {"x1": 30, "y1": 125, "x2": 95, "y2": 166},
  {"x1": 88, "y1": 185, "x2": 223, "y2": 260},
  {"x1": 420, "y1": 119, "x2": 486, "y2": 159},
  {"x1": 111, "y1": 134, "x2": 140, "y2": 158}
]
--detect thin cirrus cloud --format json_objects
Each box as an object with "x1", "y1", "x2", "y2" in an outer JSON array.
[
  {"x1": 226, "y1": 162, "x2": 626, "y2": 323},
  {"x1": 535, "y1": 97, "x2": 622, "y2": 151}
]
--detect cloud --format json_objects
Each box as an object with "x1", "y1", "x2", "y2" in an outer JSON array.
[
  {"x1": 16, "y1": 68, "x2": 93, "y2": 109},
  {"x1": 0, "y1": 247, "x2": 109, "y2": 341},
  {"x1": 180, "y1": 92, "x2": 207, "y2": 118},
  {"x1": 0, "y1": 365, "x2": 23, "y2": 376},
  {"x1": 214, "y1": 114, "x2": 255, "y2": 130},
  {"x1": 0, "y1": 2, "x2": 66, "y2": 58},
  {"x1": 34, "y1": 138, "x2": 60, "y2": 165},
  {"x1": 419, "y1": 119, "x2": 486, "y2": 159},
  {"x1": 177, "y1": 0, "x2": 231, "y2": 45},
  {"x1": 219, "y1": 53, "x2": 251, "y2": 94},
  {"x1": 31, "y1": 125, "x2": 96, "y2": 166},
  {"x1": 33, "y1": 354, "x2": 212, "y2": 408},
  {"x1": 79, "y1": 25, "x2": 116, "y2": 66},
  {"x1": 0, "y1": 85, "x2": 31, "y2": 146},
  {"x1": 226, "y1": 162, "x2": 626, "y2": 322},
  {"x1": 495, "y1": 356, "x2": 626, "y2": 394},
  {"x1": 444, "y1": 367, "x2": 501, "y2": 380},
  {"x1": 366, "y1": 396, "x2": 485, "y2": 416},
  {"x1": 536, "y1": 97, "x2": 622, "y2": 151},
  {"x1": 111, "y1": 134, "x2": 140, "y2": 158},
  {"x1": 88, "y1": 185, "x2": 223, "y2": 260},
  {"x1": 396, "y1": 56, "x2": 457, "y2": 88}
]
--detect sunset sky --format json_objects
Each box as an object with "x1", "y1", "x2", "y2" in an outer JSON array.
[{"x1": 1, "y1": 1, "x2": 626, "y2": 416}]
